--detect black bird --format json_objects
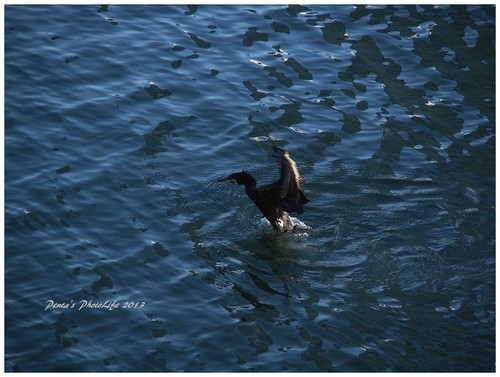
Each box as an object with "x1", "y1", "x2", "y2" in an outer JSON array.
[{"x1": 219, "y1": 146, "x2": 310, "y2": 232}]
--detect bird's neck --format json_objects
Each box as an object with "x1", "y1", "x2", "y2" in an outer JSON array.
[{"x1": 244, "y1": 179, "x2": 257, "y2": 201}]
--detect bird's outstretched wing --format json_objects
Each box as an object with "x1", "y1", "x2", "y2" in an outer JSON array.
[{"x1": 272, "y1": 146, "x2": 310, "y2": 214}]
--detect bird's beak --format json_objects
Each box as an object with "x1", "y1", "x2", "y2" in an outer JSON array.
[{"x1": 218, "y1": 176, "x2": 235, "y2": 183}]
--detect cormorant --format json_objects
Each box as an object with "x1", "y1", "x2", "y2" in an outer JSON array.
[{"x1": 219, "y1": 146, "x2": 310, "y2": 232}]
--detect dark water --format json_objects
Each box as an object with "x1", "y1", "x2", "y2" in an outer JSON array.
[{"x1": 5, "y1": 4, "x2": 495, "y2": 372}]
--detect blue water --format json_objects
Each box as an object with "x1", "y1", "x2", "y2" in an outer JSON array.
[{"x1": 5, "y1": 5, "x2": 495, "y2": 372}]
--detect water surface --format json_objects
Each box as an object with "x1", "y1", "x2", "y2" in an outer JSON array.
[{"x1": 5, "y1": 4, "x2": 495, "y2": 372}]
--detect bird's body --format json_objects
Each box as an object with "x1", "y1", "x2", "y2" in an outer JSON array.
[{"x1": 219, "y1": 146, "x2": 309, "y2": 232}]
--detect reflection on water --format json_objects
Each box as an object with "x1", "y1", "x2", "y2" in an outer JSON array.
[{"x1": 5, "y1": 4, "x2": 494, "y2": 372}]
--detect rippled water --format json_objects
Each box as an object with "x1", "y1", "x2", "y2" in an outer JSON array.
[{"x1": 5, "y1": 5, "x2": 495, "y2": 372}]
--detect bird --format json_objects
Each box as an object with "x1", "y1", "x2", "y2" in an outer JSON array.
[{"x1": 218, "y1": 146, "x2": 310, "y2": 232}]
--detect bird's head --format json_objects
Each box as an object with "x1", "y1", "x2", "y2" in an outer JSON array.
[{"x1": 218, "y1": 171, "x2": 255, "y2": 186}]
